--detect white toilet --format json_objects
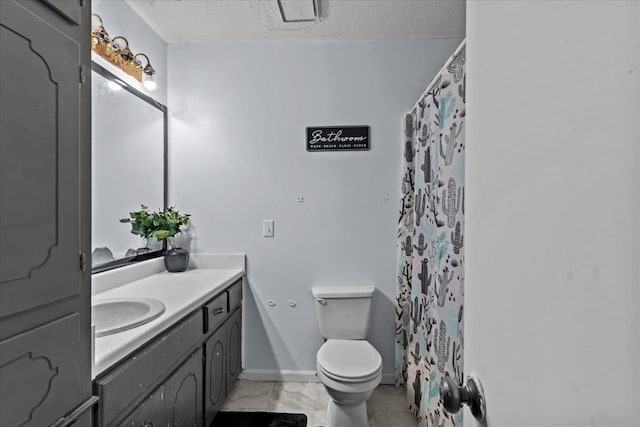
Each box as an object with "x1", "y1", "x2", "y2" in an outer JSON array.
[{"x1": 312, "y1": 285, "x2": 382, "y2": 427}]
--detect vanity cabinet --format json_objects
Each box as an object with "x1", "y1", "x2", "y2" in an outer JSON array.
[
  {"x1": 203, "y1": 278, "x2": 242, "y2": 426},
  {"x1": 95, "y1": 310, "x2": 203, "y2": 426},
  {"x1": 118, "y1": 349, "x2": 202, "y2": 427},
  {"x1": 93, "y1": 277, "x2": 242, "y2": 427}
]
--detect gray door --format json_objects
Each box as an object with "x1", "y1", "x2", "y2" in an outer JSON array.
[
  {"x1": 225, "y1": 308, "x2": 241, "y2": 395},
  {"x1": 204, "y1": 326, "x2": 226, "y2": 426},
  {"x1": 0, "y1": 0, "x2": 93, "y2": 425},
  {"x1": 166, "y1": 351, "x2": 203, "y2": 427}
]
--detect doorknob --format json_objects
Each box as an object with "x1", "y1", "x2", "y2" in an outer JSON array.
[{"x1": 440, "y1": 372, "x2": 486, "y2": 422}]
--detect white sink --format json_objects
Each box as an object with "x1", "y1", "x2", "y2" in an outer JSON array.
[{"x1": 92, "y1": 297, "x2": 165, "y2": 337}]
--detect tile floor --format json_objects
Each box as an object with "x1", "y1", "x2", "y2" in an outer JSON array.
[{"x1": 220, "y1": 380, "x2": 419, "y2": 427}]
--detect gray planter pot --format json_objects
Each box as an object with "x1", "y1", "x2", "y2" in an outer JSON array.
[{"x1": 164, "y1": 247, "x2": 189, "y2": 272}]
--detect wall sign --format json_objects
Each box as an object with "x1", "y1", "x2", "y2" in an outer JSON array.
[{"x1": 306, "y1": 126, "x2": 370, "y2": 151}]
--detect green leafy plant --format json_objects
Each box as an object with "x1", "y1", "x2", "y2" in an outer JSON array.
[{"x1": 120, "y1": 204, "x2": 191, "y2": 245}]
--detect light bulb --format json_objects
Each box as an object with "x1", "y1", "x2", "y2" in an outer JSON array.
[
  {"x1": 107, "y1": 80, "x2": 122, "y2": 91},
  {"x1": 142, "y1": 72, "x2": 156, "y2": 91}
]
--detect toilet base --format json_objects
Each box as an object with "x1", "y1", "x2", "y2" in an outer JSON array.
[{"x1": 326, "y1": 399, "x2": 369, "y2": 427}]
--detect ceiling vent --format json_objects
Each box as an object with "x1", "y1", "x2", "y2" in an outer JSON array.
[{"x1": 277, "y1": 0, "x2": 318, "y2": 22}]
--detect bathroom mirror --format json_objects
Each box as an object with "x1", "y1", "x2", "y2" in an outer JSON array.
[{"x1": 91, "y1": 61, "x2": 167, "y2": 273}]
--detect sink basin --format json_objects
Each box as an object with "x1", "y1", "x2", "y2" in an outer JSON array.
[{"x1": 92, "y1": 297, "x2": 166, "y2": 337}]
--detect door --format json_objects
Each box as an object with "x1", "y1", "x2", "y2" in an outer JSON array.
[
  {"x1": 204, "y1": 326, "x2": 226, "y2": 426},
  {"x1": 118, "y1": 385, "x2": 166, "y2": 427},
  {"x1": 225, "y1": 308, "x2": 241, "y2": 396},
  {"x1": 165, "y1": 350, "x2": 203, "y2": 427},
  {"x1": 0, "y1": 0, "x2": 93, "y2": 425}
]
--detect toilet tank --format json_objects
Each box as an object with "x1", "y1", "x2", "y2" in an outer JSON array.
[{"x1": 311, "y1": 285, "x2": 375, "y2": 339}]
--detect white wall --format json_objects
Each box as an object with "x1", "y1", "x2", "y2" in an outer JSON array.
[
  {"x1": 92, "y1": 0, "x2": 167, "y2": 104},
  {"x1": 168, "y1": 39, "x2": 462, "y2": 378},
  {"x1": 465, "y1": 1, "x2": 640, "y2": 425}
]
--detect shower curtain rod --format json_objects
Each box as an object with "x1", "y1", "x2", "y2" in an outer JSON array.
[{"x1": 410, "y1": 39, "x2": 466, "y2": 113}]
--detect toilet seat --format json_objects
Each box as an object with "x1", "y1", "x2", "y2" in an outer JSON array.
[{"x1": 317, "y1": 339, "x2": 382, "y2": 383}]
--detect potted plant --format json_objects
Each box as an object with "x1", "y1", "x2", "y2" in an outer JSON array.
[
  {"x1": 120, "y1": 205, "x2": 192, "y2": 272},
  {"x1": 118, "y1": 204, "x2": 155, "y2": 254}
]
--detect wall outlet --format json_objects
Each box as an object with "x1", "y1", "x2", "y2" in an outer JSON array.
[{"x1": 263, "y1": 220, "x2": 274, "y2": 237}]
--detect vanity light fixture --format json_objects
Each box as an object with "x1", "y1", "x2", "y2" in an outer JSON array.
[
  {"x1": 110, "y1": 36, "x2": 134, "y2": 62},
  {"x1": 107, "y1": 80, "x2": 122, "y2": 91},
  {"x1": 135, "y1": 53, "x2": 157, "y2": 91},
  {"x1": 91, "y1": 12, "x2": 109, "y2": 42},
  {"x1": 91, "y1": 13, "x2": 158, "y2": 90}
]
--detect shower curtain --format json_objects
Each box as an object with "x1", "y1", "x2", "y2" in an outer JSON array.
[{"x1": 395, "y1": 44, "x2": 466, "y2": 427}]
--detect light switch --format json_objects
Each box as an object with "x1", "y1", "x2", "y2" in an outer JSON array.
[{"x1": 263, "y1": 220, "x2": 274, "y2": 237}]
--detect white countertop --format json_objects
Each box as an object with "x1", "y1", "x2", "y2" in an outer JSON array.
[{"x1": 92, "y1": 255, "x2": 244, "y2": 378}]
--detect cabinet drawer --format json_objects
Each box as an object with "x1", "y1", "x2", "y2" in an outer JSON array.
[
  {"x1": 95, "y1": 310, "x2": 203, "y2": 427},
  {"x1": 204, "y1": 292, "x2": 228, "y2": 335},
  {"x1": 227, "y1": 279, "x2": 242, "y2": 311}
]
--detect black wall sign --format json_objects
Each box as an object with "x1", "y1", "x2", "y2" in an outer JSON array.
[{"x1": 306, "y1": 126, "x2": 370, "y2": 151}]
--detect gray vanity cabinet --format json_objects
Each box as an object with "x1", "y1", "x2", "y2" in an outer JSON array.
[
  {"x1": 95, "y1": 311, "x2": 203, "y2": 427},
  {"x1": 95, "y1": 278, "x2": 242, "y2": 427},
  {"x1": 204, "y1": 278, "x2": 242, "y2": 425},
  {"x1": 0, "y1": 0, "x2": 94, "y2": 426},
  {"x1": 117, "y1": 349, "x2": 202, "y2": 427}
]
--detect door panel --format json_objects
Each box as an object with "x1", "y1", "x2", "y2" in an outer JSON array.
[
  {"x1": 0, "y1": 0, "x2": 81, "y2": 317},
  {"x1": 204, "y1": 327, "x2": 226, "y2": 426},
  {"x1": 118, "y1": 385, "x2": 166, "y2": 427},
  {"x1": 226, "y1": 308, "x2": 241, "y2": 395},
  {"x1": 166, "y1": 351, "x2": 202, "y2": 427},
  {"x1": 0, "y1": 314, "x2": 84, "y2": 427},
  {"x1": 41, "y1": 0, "x2": 82, "y2": 24}
]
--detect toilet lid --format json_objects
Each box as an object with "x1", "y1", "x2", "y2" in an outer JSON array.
[{"x1": 317, "y1": 340, "x2": 382, "y2": 382}]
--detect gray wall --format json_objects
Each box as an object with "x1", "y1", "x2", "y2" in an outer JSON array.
[
  {"x1": 465, "y1": 1, "x2": 640, "y2": 424},
  {"x1": 168, "y1": 38, "x2": 462, "y2": 378}
]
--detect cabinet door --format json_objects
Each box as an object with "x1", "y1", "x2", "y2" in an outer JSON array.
[
  {"x1": 204, "y1": 326, "x2": 226, "y2": 426},
  {"x1": 226, "y1": 308, "x2": 242, "y2": 396},
  {"x1": 165, "y1": 350, "x2": 203, "y2": 427},
  {"x1": 0, "y1": 0, "x2": 82, "y2": 316},
  {"x1": 118, "y1": 385, "x2": 166, "y2": 427},
  {"x1": 0, "y1": 0, "x2": 92, "y2": 426}
]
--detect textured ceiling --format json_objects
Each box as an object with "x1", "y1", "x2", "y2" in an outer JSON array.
[{"x1": 125, "y1": 0, "x2": 466, "y2": 42}]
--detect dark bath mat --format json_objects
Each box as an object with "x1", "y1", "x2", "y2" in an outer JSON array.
[{"x1": 211, "y1": 411, "x2": 307, "y2": 427}]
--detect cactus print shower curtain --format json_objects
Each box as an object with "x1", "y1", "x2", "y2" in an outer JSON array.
[{"x1": 395, "y1": 45, "x2": 465, "y2": 427}]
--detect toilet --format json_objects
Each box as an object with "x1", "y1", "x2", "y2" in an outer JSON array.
[{"x1": 312, "y1": 285, "x2": 382, "y2": 427}]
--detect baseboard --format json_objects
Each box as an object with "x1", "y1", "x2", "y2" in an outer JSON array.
[
  {"x1": 239, "y1": 369, "x2": 320, "y2": 383},
  {"x1": 238, "y1": 369, "x2": 397, "y2": 385},
  {"x1": 381, "y1": 373, "x2": 396, "y2": 384}
]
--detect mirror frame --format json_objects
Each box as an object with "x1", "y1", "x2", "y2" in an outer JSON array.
[{"x1": 91, "y1": 61, "x2": 168, "y2": 274}]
